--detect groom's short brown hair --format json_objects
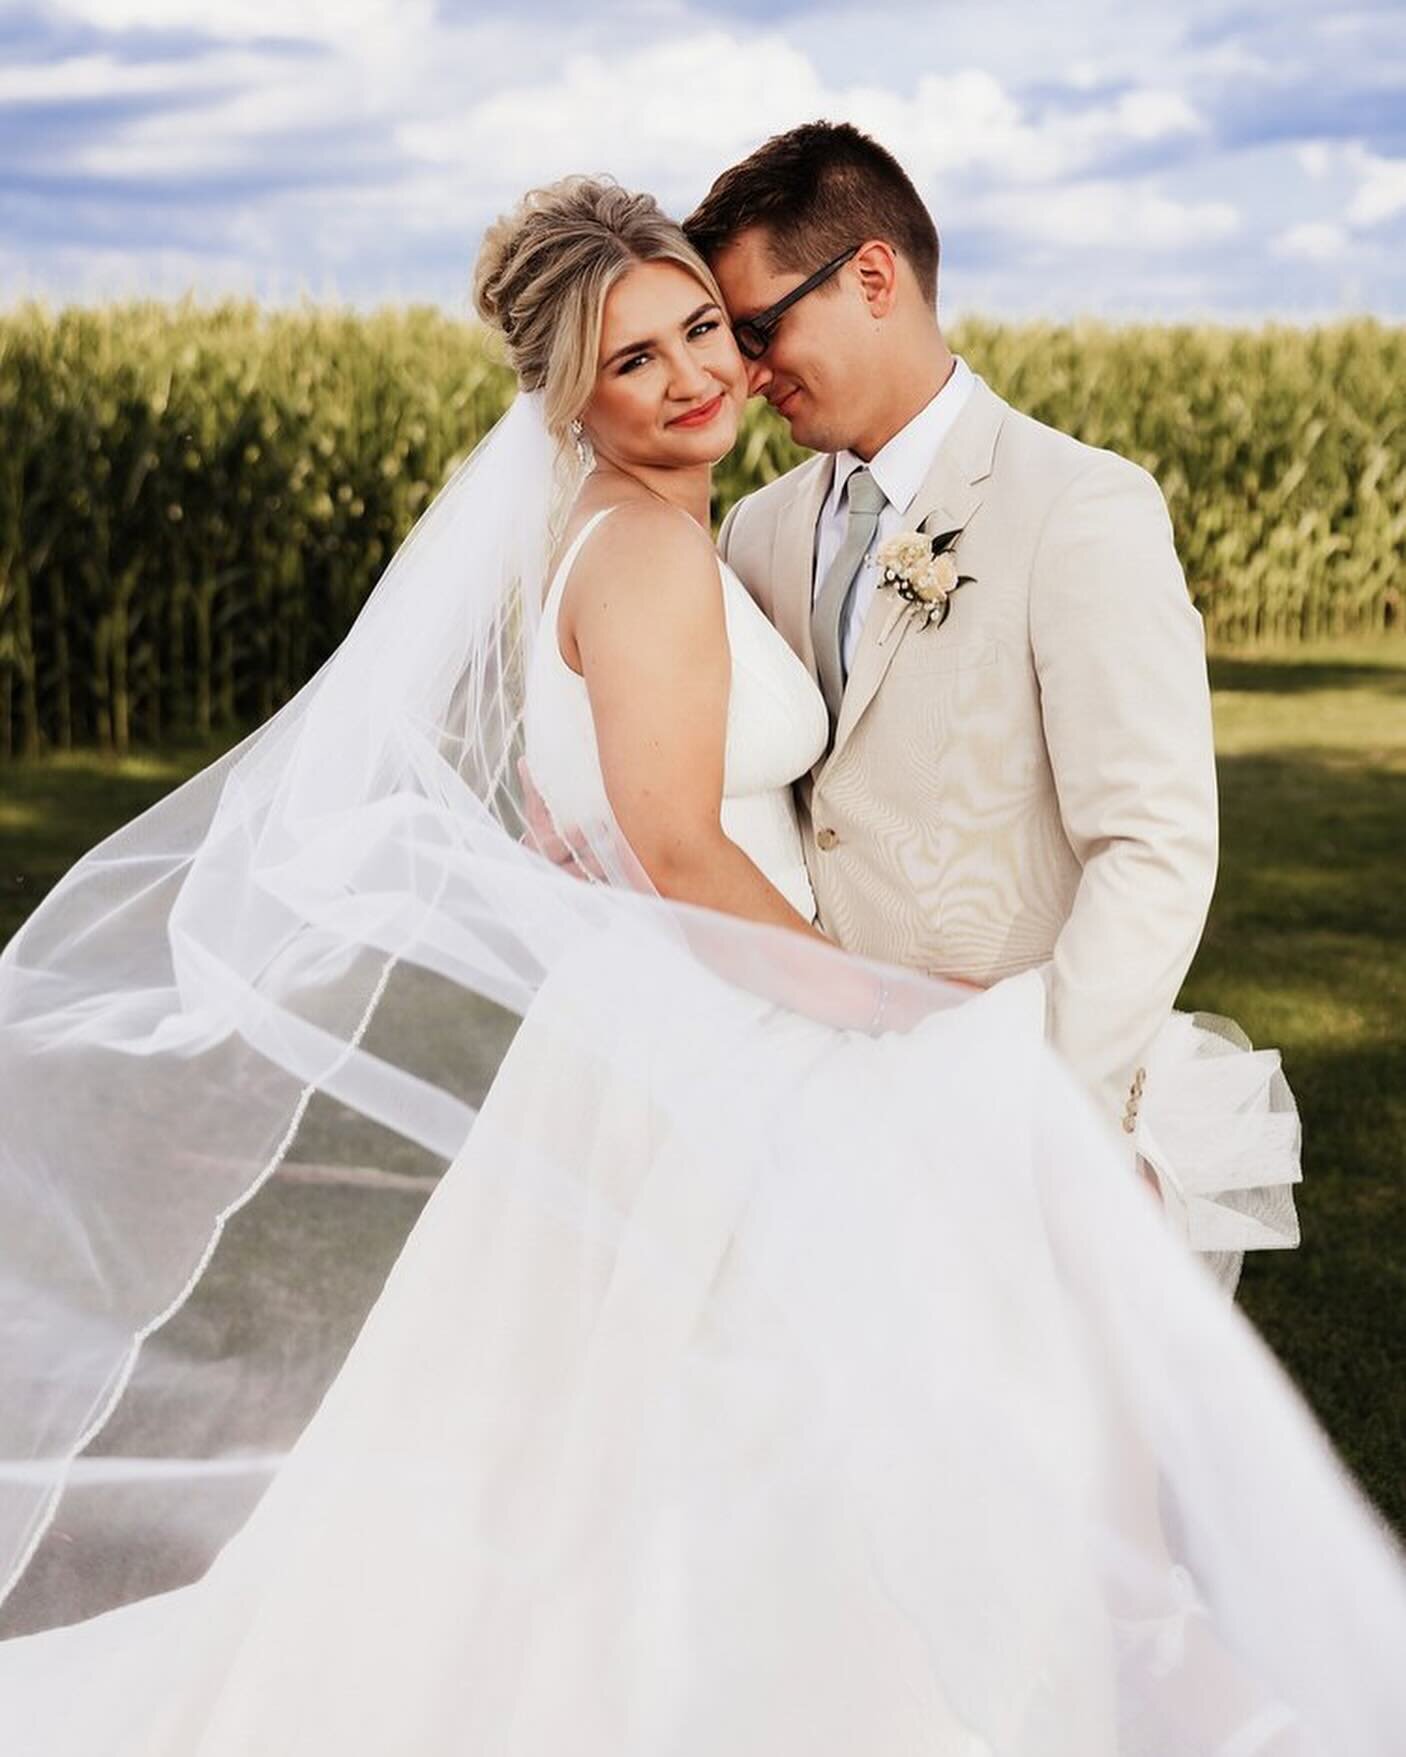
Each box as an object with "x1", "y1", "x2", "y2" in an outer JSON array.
[{"x1": 684, "y1": 121, "x2": 939, "y2": 307}]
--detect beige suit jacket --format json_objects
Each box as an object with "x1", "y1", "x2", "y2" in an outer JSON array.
[{"x1": 718, "y1": 376, "x2": 1219, "y2": 1139}]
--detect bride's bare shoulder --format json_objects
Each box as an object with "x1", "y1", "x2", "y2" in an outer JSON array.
[{"x1": 561, "y1": 492, "x2": 719, "y2": 601}]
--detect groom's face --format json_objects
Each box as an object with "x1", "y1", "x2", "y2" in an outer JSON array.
[{"x1": 709, "y1": 227, "x2": 873, "y2": 456}]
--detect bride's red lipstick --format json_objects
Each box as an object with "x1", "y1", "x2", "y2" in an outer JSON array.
[{"x1": 668, "y1": 392, "x2": 724, "y2": 429}]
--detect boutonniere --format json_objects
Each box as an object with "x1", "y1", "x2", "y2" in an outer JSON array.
[{"x1": 873, "y1": 528, "x2": 974, "y2": 630}]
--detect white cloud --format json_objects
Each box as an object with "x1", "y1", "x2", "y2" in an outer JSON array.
[
  {"x1": 0, "y1": 237, "x2": 271, "y2": 306},
  {"x1": 1099, "y1": 89, "x2": 1204, "y2": 142},
  {"x1": 1288, "y1": 141, "x2": 1406, "y2": 234},
  {"x1": 0, "y1": 53, "x2": 205, "y2": 103},
  {"x1": 1346, "y1": 148, "x2": 1406, "y2": 227},
  {"x1": 50, "y1": 3, "x2": 462, "y2": 182},
  {"x1": 10, "y1": 6, "x2": 1403, "y2": 318},
  {"x1": 1297, "y1": 143, "x2": 1333, "y2": 180},
  {"x1": 1066, "y1": 60, "x2": 1104, "y2": 91},
  {"x1": 1274, "y1": 221, "x2": 1349, "y2": 261},
  {"x1": 982, "y1": 181, "x2": 1238, "y2": 251},
  {"x1": 403, "y1": 32, "x2": 824, "y2": 201},
  {"x1": 40, "y1": 0, "x2": 402, "y2": 41},
  {"x1": 67, "y1": 69, "x2": 361, "y2": 178},
  {"x1": 400, "y1": 32, "x2": 1207, "y2": 219}
]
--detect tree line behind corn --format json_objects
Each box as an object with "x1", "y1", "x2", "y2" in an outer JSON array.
[{"x1": 1, "y1": 301, "x2": 1402, "y2": 758}]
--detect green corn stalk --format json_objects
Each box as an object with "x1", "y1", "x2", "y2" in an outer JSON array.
[{"x1": 0, "y1": 303, "x2": 1400, "y2": 757}]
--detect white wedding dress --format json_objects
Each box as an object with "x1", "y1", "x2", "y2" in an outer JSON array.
[
  {"x1": 525, "y1": 506, "x2": 830, "y2": 922},
  {"x1": 0, "y1": 510, "x2": 1390, "y2": 1757}
]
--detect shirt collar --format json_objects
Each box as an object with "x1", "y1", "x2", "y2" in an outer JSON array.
[{"x1": 828, "y1": 355, "x2": 975, "y2": 518}]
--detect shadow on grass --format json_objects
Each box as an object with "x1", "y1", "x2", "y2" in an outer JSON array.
[
  {"x1": 1231, "y1": 1031, "x2": 1406, "y2": 1532},
  {"x1": 1208, "y1": 655, "x2": 1406, "y2": 696},
  {"x1": 0, "y1": 742, "x2": 235, "y2": 949},
  {"x1": 1182, "y1": 746, "x2": 1405, "y2": 1530},
  {"x1": 1195, "y1": 749, "x2": 1406, "y2": 940}
]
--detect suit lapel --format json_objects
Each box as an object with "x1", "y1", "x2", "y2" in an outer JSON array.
[
  {"x1": 768, "y1": 454, "x2": 834, "y2": 677},
  {"x1": 825, "y1": 378, "x2": 1007, "y2": 766}
]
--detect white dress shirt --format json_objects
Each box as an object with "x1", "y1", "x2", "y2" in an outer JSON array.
[{"x1": 814, "y1": 356, "x2": 975, "y2": 674}]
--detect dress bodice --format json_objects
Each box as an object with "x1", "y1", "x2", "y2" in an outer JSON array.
[{"x1": 524, "y1": 506, "x2": 828, "y2": 921}]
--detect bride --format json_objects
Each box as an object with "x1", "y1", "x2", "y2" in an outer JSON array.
[{"x1": 0, "y1": 177, "x2": 1402, "y2": 1756}]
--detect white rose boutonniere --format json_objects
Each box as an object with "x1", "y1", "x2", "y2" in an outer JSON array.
[{"x1": 873, "y1": 527, "x2": 973, "y2": 630}]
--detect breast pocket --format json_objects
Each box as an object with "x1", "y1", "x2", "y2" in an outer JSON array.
[
  {"x1": 872, "y1": 637, "x2": 1006, "y2": 765},
  {"x1": 918, "y1": 636, "x2": 1001, "y2": 678}
]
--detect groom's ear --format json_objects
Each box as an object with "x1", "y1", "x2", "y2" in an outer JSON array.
[{"x1": 853, "y1": 240, "x2": 900, "y2": 319}]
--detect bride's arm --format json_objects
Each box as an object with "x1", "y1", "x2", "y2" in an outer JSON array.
[
  {"x1": 567, "y1": 503, "x2": 827, "y2": 941},
  {"x1": 564, "y1": 504, "x2": 947, "y2": 1032}
]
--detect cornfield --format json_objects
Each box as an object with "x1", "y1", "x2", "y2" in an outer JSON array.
[{"x1": 1, "y1": 302, "x2": 1402, "y2": 757}]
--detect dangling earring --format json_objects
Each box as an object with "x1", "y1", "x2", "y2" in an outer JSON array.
[{"x1": 570, "y1": 418, "x2": 591, "y2": 468}]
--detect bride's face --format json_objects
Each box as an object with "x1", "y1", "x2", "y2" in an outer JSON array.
[{"x1": 582, "y1": 259, "x2": 747, "y2": 470}]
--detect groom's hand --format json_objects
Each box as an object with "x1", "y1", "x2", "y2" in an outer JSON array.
[{"x1": 517, "y1": 758, "x2": 607, "y2": 882}]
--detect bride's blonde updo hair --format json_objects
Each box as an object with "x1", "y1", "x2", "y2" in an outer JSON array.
[{"x1": 473, "y1": 176, "x2": 727, "y2": 441}]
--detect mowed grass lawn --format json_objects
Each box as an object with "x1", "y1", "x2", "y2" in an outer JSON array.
[
  {"x1": 1182, "y1": 640, "x2": 1406, "y2": 1533},
  {"x1": 1, "y1": 640, "x2": 1403, "y2": 1532}
]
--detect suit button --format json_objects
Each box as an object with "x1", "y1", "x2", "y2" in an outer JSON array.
[{"x1": 816, "y1": 827, "x2": 839, "y2": 851}]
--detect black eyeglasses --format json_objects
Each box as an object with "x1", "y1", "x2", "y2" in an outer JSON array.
[{"x1": 731, "y1": 244, "x2": 860, "y2": 361}]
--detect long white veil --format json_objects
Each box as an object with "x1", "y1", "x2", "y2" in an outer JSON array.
[
  {"x1": 1, "y1": 390, "x2": 1403, "y2": 1755},
  {"x1": 0, "y1": 391, "x2": 585, "y2": 1609}
]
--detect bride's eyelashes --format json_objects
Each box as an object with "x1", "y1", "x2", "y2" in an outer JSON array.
[{"x1": 616, "y1": 318, "x2": 723, "y2": 376}]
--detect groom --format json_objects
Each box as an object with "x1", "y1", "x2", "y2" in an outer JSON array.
[{"x1": 684, "y1": 123, "x2": 1219, "y2": 1168}]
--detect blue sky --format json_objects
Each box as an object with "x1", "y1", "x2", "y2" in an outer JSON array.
[{"x1": 2, "y1": 0, "x2": 1404, "y2": 320}]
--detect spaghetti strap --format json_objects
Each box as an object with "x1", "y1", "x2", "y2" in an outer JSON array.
[{"x1": 543, "y1": 505, "x2": 618, "y2": 611}]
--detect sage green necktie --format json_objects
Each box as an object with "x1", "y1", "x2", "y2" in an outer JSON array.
[{"x1": 812, "y1": 466, "x2": 886, "y2": 722}]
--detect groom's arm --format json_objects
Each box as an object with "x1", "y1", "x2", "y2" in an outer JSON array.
[
  {"x1": 1030, "y1": 452, "x2": 1218, "y2": 1139},
  {"x1": 715, "y1": 491, "x2": 778, "y2": 622},
  {"x1": 716, "y1": 497, "x2": 742, "y2": 560}
]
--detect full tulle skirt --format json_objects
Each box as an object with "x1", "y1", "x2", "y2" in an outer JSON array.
[{"x1": 0, "y1": 936, "x2": 1400, "y2": 1756}]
